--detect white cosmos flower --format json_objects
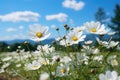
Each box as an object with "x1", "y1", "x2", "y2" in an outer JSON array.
[
  {"x1": 96, "y1": 37, "x2": 109, "y2": 46},
  {"x1": 98, "y1": 26, "x2": 110, "y2": 36},
  {"x1": 2, "y1": 56, "x2": 12, "y2": 62},
  {"x1": 116, "y1": 45, "x2": 120, "y2": 51},
  {"x1": 96, "y1": 37, "x2": 104, "y2": 44},
  {"x1": 61, "y1": 56, "x2": 72, "y2": 63},
  {"x1": 99, "y1": 70, "x2": 120, "y2": 80},
  {"x1": 66, "y1": 31, "x2": 86, "y2": 45},
  {"x1": 0, "y1": 69, "x2": 4, "y2": 73},
  {"x1": 59, "y1": 39, "x2": 70, "y2": 47},
  {"x1": 38, "y1": 57, "x2": 49, "y2": 65},
  {"x1": 106, "y1": 41, "x2": 119, "y2": 49},
  {"x1": 111, "y1": 60, "x2": 118, "y2": 67},
  {"x1": 16, "y1": 64, "x2": 21, "y2": 67},
  {"x1": 7, "y1": 46, "x2": 10, "y2": 49},
  {"x1": 39, "y1": 72, "x2": 50, "y2": 80},
  {"x1": 82, "y1": 45, "x2": 92, "y2": 55},
  {"x1": 108, "y1": 31, "x2": 116, "y2": 36},
  {"x1": 93, "y1": 55, "x2": 103, "y2": 62},
  {"x1": 29, "y1": 24, "x2": 50, "y2": 42},
  {"x1": 52, "y1": 55, "x2": 61, "y2": 64},
  {"x1": 27, "y1": 61, "x2": 41, "y2": 70},
  {"x1": 77, "y1": 53, "x2": 89, "y2": 65},
  {"x1": 37, "y1": 44, "x2": 55, "y2": 54},
  {"x1": 107, "y1": 55, "x2": 118, "y2": 67},
  {"x1": 55, "y1": 37, "x2": 61, "y2": 42},
  {"x1": 85, "y1": 40, "x2": 93, "y2": 45},
  {"x1": 1, "y1": 63, "x2": 10, "y2": 69},
  {"x1": 18, "y1": 46, "x2": 21, "y2": 49},
  {"x1": 84, "y1": 21, "x2": 109, "y2": 35},
  {"x1": 56, "y1": 64, "x2": 69, "y2": 77},
  {"x1": 92, "y1": 48, "x2": 100, "y2": 54},
  {"x1": 82, "y1": 45, "x2": 99, "y2": 55},
  {"x1": 96, "y1": 37, "x2": 118, "y2": 49}
]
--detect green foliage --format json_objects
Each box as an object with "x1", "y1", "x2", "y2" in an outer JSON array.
[
  {"x1": 0, "y1": 42, "x2": 8, "y2": 52},
  {"x1": 95, "y1": 8, "x2": 108, "y2": 24},
  {"x1": 0, "y1": 42, "x2": 37, "y2": 52}
]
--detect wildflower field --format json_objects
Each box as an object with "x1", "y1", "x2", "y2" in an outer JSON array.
[{"x1": 0, "y1": 21, "x2": 120, "y2": 80}]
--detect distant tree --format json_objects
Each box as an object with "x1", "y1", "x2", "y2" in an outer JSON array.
[
  {"x1": 0, "y1": 42, "x2": 8, "y2": 52},
  {"x1": 10, "y1": 43, "x2": 20, "y2": 51},
  {"x1": 9, "y1": 42, "x2": 36, "y2": 52},
  {"x1": 20, "y1": 43, "x2": 36, "y2": 51},
  {"x1": 109, "y1": 4, "x2": 120, "y2": 39},
  {"x1": 95, "y1": 8, "x2": 108, "y2": 24}
]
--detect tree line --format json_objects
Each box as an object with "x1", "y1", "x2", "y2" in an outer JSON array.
[{"x1": 0, "y1": 41, "x2": 37, "y2": 52}]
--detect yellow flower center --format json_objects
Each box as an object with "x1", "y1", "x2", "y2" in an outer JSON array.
[
  {"x1": 42, "y1": 61, "x2": 47, "y2": 65},
  {"x1": 111, "y1": 60, "x2": 118, "y2": 65},
  {"x1": 33, "y1": 65, "x2": 39, "y2": 69},
  {"x1": 36, "y1": 32, "x2": 42, "y2": 38},
  {"x1": 91, "y1": 28, "x2": 97, "y2": 32},
  {"x1": 72, "y1": 36, "x2": 78, "y2": 41},
  {"x1": 61, "y1": 68, "x2": 66, "y2": 74}
]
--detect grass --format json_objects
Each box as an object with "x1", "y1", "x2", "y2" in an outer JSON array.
[{"x1": 0, "y1": 49, "x2": 120, "y2": 80}]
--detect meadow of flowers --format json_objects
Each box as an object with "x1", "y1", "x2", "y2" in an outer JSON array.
[{"x1": 0, "y1": 21, "x2": 120, "y2": 80}]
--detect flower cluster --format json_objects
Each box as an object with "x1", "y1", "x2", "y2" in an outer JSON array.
[{"x1": 0, "y1": 21, "x2": 120, "y2": 80}]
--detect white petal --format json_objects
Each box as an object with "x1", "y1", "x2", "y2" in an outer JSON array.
[
  {"x1": 99, "y1": 74, "x2": 106, "y2": 80},
  {"x1": 106, "y1": 71, "x2": 112, "y2": 79},
  {"x1": 112, "y1": 71, "x2": 118, "y2": 80}
]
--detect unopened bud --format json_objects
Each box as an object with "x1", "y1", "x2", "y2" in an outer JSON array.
[
  {"x1": 16, "y1": 49, "x2": 20, "y2": 53},
  {"x1": 99, "y1": 34, "x2": 105, "y2": 36},
  {"x1": 64, "y1": 24, "x2": 68, "y2": 28},
  {"x1": 90, "y1": 69, "x2": 95, "y2": 74},
  {"x1": 56, "y1": 58, "x2": 60, "y2": 62},
  {"x1": 63, "y1": 36, "x2": 66, "y2": 39},
  {"x1": 24, "y1": 41, "x2": 29, "y2": 45},
  {"x1": 71, "y1": 28, "x2": 74, "y2": 30},
  {"x1": 56, "y1": 28, "x2": 59, "y2": 31},
  {"x1": 66, "y1": 27, "x2": 70, "y2": 30},
  {"x1": 52, "y1": 41, "x2": 56, "y2": 45}
]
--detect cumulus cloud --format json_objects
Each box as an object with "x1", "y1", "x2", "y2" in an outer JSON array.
[
  {"x1": 6, "y1": 27, "x2": 17, "y2": 32},
  {"x1": 0, "y1": 11, "x2": 40, "y2": 22},
  {"x1": 62, "y1": 0, "x2": 85, "y2": 11},
  {"x1": 46, "y1": 13, "x2": 68, "y2": 22}
]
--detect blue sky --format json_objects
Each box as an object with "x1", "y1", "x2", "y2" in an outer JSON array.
[{"x1": 0, "y1": 0, "x2": 119, "y2": 41}]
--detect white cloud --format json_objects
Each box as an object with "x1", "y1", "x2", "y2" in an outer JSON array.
[
  {"x1": 0, "y1": 34, "x2": 28, "y2": 41},
  {"x1": 19, "y1": 26, "x2": 24, "y2": 29},
  {"x1": 62, "y1": 0, "x2": 85, "y2": 11},
  {"x1": 0, "y1": 11, "x2": 40, "y2": 22},
  {"x1": 46, "y1": 13, "x2": 68, "y2": 22},
  {"x1": 6, "y1": 27, "x2": 17, "y2": 32}
]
